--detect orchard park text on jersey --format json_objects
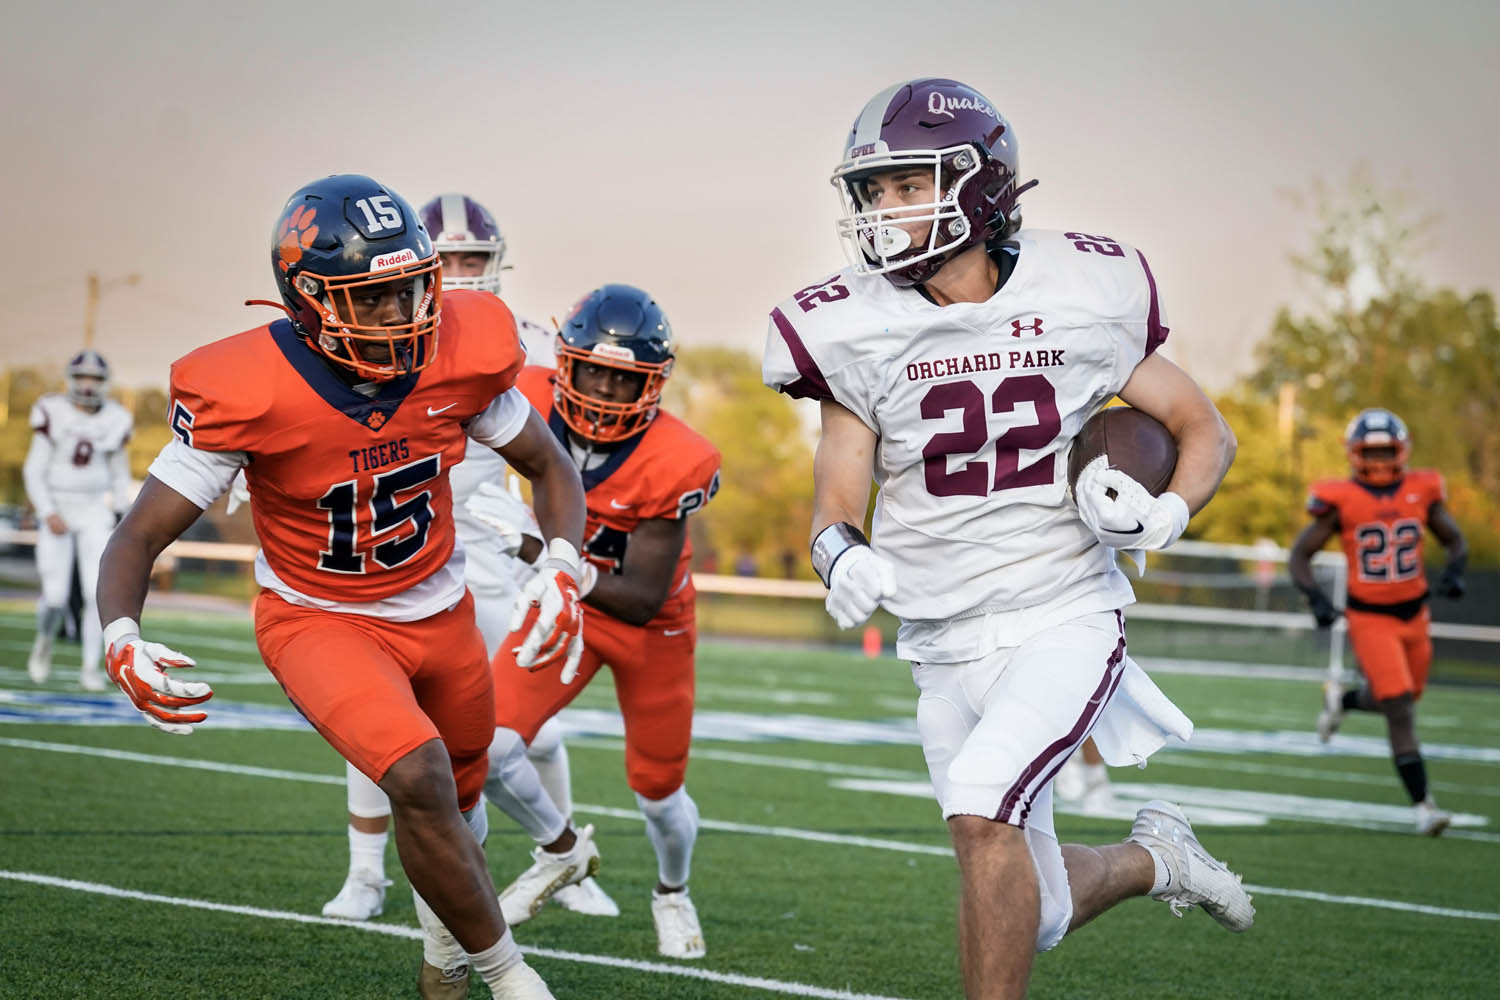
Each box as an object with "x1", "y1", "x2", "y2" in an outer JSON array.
[{"x1": 906, "y1": 349, "x2": 1065, "y2": 383}]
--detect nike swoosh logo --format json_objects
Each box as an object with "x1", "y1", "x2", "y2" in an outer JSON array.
[
  {"x1": 427, "y1": 403, "x2": 457, "y2": 416},
  {"x1": 662, "y1": 627, "x2": 689, "y2": 636},
  {"x1": 609, "y1": 499, "x2": 632, "y2": 510},
  {"x1": 1115, "y1": 522, "x2": 1144, "y2": 536}
]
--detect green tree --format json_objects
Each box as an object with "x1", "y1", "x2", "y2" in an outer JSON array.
[
  {"x1": 666, "y1": 347, "x2": 816, "y2": 577},
  {"x1": 1230, "y1": 172, "x2": 1500, "y2": 564}
]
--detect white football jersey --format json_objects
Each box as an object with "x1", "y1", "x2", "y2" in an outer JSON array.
[
  {"x1": 763, "y1": 230, "x2": 1170, "y2": 660},
  {"x1": 24, "y1": 394, "x2": 134, "y2": 511},
  {"x1": 451, "y1": 312, "x2": 550, "y2": 594}
]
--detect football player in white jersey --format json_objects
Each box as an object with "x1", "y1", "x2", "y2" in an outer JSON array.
[
  {"x1": 321, "y1": 193, "x2": 619, "y2": 939},
  {"x1": 22, "y1": 350, "x2": 134, "y2": 691},
  {"x1": 763, "y1": 78, "x2": 1250, "y2": 998}
]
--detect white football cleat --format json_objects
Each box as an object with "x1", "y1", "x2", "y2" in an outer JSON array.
[
  {"x1": 321, "y1": 868, "x2": 392, "y2": 920},
  {"x1": 499, "y1": 824, "x2": 600, "y2": 926},
  {"x1": 490, "y1": 960, "x2": 556, "y2": 1000},
  {"x1": 1080, "y1": 773, "x2": 1117, "y2": 814},
  {"x1": 552, "y1": 875, "x2": 620, "y2": 917},
  {"x1": 1316, "y1": 681, "x2": 1344, "y2": 743},
  {"x1": 1414, "y1": 798, "x2": 1451, "y2": 837},
  {"x1": 417, "y1": 959, "x2": 470, "y2": 1000},
  {"x1": 1128, "y1": 800, "x2": 1255, "y2": 932},
  {"x1": 652, "y1": 888, "x2": 707, "y2": 959},
  {"x1": 1051, "y1": 756, "x2": 1087, "y2": 803},
  {"x1": 27, "y1": 635, "x2": 52, "y2": 684},
  {"x1": 80, "y1": 667, "x2": 106, "y2": 693}
]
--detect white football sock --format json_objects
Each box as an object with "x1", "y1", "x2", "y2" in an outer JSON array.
[
  {"x1": 485, "y1": 727, "x2": 567, "y2": 844},
  {"x1": 637, "y1": 786, "x2": 698, "y2": 888},
  {"x1": 347, "y1": 828, "x2": 387, "y2": 880},
  {"x1": 527, "y1": 717, "x2": 574, "y2": 818},
  {"x1": 468, "y1": 929, "x2": 523, "y2": 985},
  {"x1": 413, "y1": 889, "x2": 465, "y2": 970}
]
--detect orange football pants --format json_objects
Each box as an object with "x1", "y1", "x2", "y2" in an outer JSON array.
[
  {"x1": 1347, "y1": 605, "x2": 1433, "y2": 702},
  {"x1": 494, "y1": 610, "x2": 696, "y2": 800},
  {"x1": 255, "y1": 589, "x2": 494, "y2": 811}
]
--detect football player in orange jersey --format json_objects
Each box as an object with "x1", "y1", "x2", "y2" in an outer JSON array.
[
  {"x1": 468, "y1": 284, "x2": 721, "y2": 959},
  {"x1": 319, "y1": 193, "x2": 616, "y2": 933},
  {"x1": 1290, "y1": 408, "x2": 1468, "y2": 836},
  {"x1": 95, "y1": 174, "x2": 588, "y2": 1000}
]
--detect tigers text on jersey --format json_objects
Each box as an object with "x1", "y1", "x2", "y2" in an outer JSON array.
[
  {"x1": 25, "y1": 395, "x2": 133, "y2": 510},
  {"x1": 762, "y1": 230, "x2": 1168, "y2": 660},
  {"x1": 516, "y1": 366, "x2": 721, "y2": 627},
  {"x1": 156, "y1": 290, "x2": 527, "y2": 606},
  {"x1": 1307, "y1": 470, "x2": 1446, "y2": 607}
]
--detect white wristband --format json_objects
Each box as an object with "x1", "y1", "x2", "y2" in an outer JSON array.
[
  {"x1": 539, "y1": 537, "x2": 581, "y2": 578},
  {"x1": 103, "y1": 616, "x2": 142, "y2": 651}
]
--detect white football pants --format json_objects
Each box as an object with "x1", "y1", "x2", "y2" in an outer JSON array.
[{"x1": 34, "y1": 503, "x2": 113, "y2": 674}]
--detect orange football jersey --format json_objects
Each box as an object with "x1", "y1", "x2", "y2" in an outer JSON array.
[
  {"x1": 1306, "y1": 469, "x2": 1446, "y2": 606},
  {"x1": 515, "y1": 365, "x2": 721, "y2": 627},
  {"x1": 168, "y1": 290, "x2": 525, "y2": 603}
]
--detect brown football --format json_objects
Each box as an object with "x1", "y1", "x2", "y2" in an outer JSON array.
[{"x1": 1067, "y1": 406, "x2": 1178, "y2": 498}]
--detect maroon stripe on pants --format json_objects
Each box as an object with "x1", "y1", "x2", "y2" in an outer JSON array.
[{"x1": 996, "y1": 610, "x2": 1127, "y2": 827}]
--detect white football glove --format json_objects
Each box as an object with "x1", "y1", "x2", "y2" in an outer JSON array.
[
  {"x1": 103, "y1": 618, "x2": 213, "y2": 736},
  {"x1": 1073, "y1": 456, "x2": 1190, "y2": 551},
  {"x1": 826, "y1": 545, "x2": 898, "y2": 630},
  {"x1": 463, "y1": 477, "x2": 542, "y2": 558},
  {"x1": 506, "y1": 538, "x2": 585, "y2": 683}
]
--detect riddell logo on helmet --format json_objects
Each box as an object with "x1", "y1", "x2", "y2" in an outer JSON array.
[
  {"x1": 926, "y1": 91, "x2": 997, "y2": 121},
  {"x1": 589, "y1": 344, "x2": 635, "y2": 362},
  {"x1": 371, "y1": 248, "x2": 418, "y2": 271}
]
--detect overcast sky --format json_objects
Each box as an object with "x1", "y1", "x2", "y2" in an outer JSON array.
[{"x1": 3, "y1": 0, "x2": 1495, "y2": 391}]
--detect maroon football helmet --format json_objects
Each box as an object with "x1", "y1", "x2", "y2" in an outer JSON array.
[
  {"x1": 832, "y1": 78, "x2": 1037, "y2": 286},
  {"x1": 418, "y1": 193, "x2": 507, "y2": 294}
]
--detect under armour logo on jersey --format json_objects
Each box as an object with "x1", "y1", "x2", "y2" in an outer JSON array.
[{"x1": 1011, "y1": 317, "x2": 1044, "y2": 338}]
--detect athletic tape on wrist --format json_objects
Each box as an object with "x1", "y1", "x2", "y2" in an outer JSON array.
[
  {"x1": 102, "y1": 617, "x2": 141, "y2": 651},
  {"x1": 811, "y1": 522, "x2": 870, "y2": 588}
]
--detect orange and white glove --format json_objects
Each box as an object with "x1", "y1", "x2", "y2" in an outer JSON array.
[
  {"x1": 506, "y1": 539, "x2": 585, "y2": 683},
  {"x1": 103, "y1": 617, "x2": 213, "y2": 735}
]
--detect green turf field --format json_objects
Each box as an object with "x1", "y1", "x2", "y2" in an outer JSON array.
[{"x1": 3, "y1": 603, "x2": 1498, "y2": 999}]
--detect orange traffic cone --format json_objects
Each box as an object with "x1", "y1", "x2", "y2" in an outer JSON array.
[{"x1": 862, "y1": 624, "x2": 882, "y2": 659}]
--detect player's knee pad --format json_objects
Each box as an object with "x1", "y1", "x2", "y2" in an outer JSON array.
[
  {"x1": 462, "y1": 798, "x2": 489, "y2": 845},
  {"x1": 346, "y1": 760, "x2": 392, "y2": 819},
  {"x1": 528, "y1": 716, "x2": 564, "y2": 762}
]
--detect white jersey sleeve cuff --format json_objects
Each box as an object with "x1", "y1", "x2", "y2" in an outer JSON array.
[
  {"x1": 146, "y1": 438, "x2": 248, "y2": 510},
  {"x1": 467, "y1": 386, "x2": 533, "y2": 450}
]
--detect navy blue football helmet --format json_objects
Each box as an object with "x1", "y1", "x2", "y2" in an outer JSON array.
[
  {"x1": 555, "y1": 284, "x2": 674, "y2": 443},
  {"x1": 269, "y1": 174, "x2": 441, "y2": 382},
  {"x1": 1344, "y1": 407, "x2": 1410, "y2": 486}
]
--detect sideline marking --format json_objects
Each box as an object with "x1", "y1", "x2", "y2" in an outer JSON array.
[{"x1": 0, "y1": 869, "x2": 917, "y2": 1000}]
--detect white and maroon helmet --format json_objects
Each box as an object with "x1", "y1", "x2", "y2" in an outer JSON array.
[
  {"x1": 65, "y1": 350, "x2": 111, "y2": 410},
  {"x1": 832, "y1": 78, "x2": 1037, "y2": 287},
  {"x1": 418, "y1": 193, "x2": 507, "y2": 294}
]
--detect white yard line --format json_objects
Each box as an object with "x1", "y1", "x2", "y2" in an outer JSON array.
[
  {"x1": 0, "y1": 869, "x2": 916, "y2": 1000},
  {"x1": 4, "y1": 736, "x2": 1497, "y2": 919}
]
